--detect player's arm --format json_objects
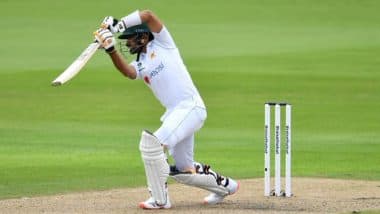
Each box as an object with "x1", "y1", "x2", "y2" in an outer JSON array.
[
  {"x1": 139, "y1": 10, "x2": 163, "y2": 33},
  {"x1": 117, "y1": 10, "x2": 163, "y2": 33},
  {"x1": 108, "y1": 51, "x2": 137, "y2": 79},
  {"x1": 94, "y1": 28, "x2": 137, "y2": 79}
]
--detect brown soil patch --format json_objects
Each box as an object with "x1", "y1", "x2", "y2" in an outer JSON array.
[{"x1": 1, "y1": 178, "x2": 379, "y2": 213}]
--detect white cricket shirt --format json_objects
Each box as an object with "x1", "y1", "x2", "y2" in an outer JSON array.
[{"x1": 130, "y1": 26, "x2": 205, "y2": 118}]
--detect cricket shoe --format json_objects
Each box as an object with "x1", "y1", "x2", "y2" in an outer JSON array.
[
  {"x1": 203, "y1": 179, "x2": 240, "y2": 205},
  {"x1": 139, "y1": 196, "x2": 171, "y2": 209}
]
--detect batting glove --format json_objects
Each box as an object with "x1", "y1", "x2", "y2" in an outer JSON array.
[
  {"x1": 94, "y1": 28, "x2": 116, "y2": 53},
  {"x1": 101, "y1": 16, "x2": 119, "y2": 33}
]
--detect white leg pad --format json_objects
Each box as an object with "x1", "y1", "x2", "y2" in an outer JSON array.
[
  {"x1": 170, "y1": 163, "x2": 231, "y2": 196},
  {"x1": 139, "y1": 130, "x2": 169, "y2": 205}
]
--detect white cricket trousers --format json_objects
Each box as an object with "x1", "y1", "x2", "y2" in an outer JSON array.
[{"x1": 154, "y1": 98, "x2": 207, "y2": 171}]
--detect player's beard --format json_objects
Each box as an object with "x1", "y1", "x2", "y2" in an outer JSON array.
[
  {"x1": 126, "y1": 35, "x2": 145, "y2": 54},
  {"x1": 118, "y1": 40, "x2": 144, "y2": 59},
  {"x1": 128, "y1": 44, "x2": 144, "y2": 54}
]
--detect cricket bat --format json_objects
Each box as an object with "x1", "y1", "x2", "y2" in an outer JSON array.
[{"x1": 51, "y1": 42, "x2": 100, "y2": 86}]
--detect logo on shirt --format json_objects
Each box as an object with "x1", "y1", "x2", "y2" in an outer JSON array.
[
  {"x1": 143, "y1": 62, "x2": 164, "y2": 85},
  {"x1": 149, "y1": 62, "x2": 164, "y2": 78},
  {"x1": 137, "y1": 62, "x2": 145, "y2": 73},
  {"x1": 150, "y1": 51, "x2": 156, "y2": 59},
  {"x1": 144, "y1": 76, "x2": 150, "y2": 84}
]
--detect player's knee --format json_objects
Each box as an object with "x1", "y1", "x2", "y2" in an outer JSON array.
[
  {"x1": 139, "y1": 130, "x2": 166, "y2": 159},
  {"x1": 170, "y1": 162, "x2": 232, "y2": 196}
]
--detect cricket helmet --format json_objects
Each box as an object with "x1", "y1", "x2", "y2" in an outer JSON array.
[
  {"x1": 118, "y1": 23, "x2": 154, "y2": 58},
  {"x1": 118, "y1": 23, "x2": 152, "y2": 39}
]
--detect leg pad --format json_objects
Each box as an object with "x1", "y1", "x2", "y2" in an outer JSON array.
[
  {"x1": 170, "y1": 162, "x2": 231, "y2": 196},
  {"x1": 139, "y1": 130, "x2": 169, "y2": 205}
]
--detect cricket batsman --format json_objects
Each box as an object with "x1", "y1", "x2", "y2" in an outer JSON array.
[{"x1": 94, "y1": 10, "x2": 239, "y2": 209}]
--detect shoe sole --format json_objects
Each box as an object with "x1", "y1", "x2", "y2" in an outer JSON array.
[
  {"x1": 139, "y1": 202, "x2": 171, "y2": 209},
  {"x1": 230, "y1": 181, "x2": 240, "y2": 195},
  {"x1": 203, "y1": 198, "x2": 220, "y2": 205},
  {"x1": 203, "y1": 180, "x2": 240, "y2": 205}
]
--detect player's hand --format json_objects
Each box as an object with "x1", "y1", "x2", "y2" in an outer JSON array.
[
  {"x1": 94, "y1": 28, "x2": 116, "y2": 53},
  {"x1": 101, "y1": 16, "x2": 119, "y2": 33}
]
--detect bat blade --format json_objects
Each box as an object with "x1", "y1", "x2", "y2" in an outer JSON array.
[{"x1": 51, "y1": 42, "x2": 100, "y2": 86}]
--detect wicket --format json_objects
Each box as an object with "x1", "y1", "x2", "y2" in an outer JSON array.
[{"x1": 264, "y1": 102, "x2": 292, "y2": 197}]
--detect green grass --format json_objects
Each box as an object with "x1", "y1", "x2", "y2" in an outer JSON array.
[
  {"x1": 343, "y1": 210, "x2": 380, "y2": 214},
  {"x1": 1, "y1": 0, "x2": 380, "y2": 199}
]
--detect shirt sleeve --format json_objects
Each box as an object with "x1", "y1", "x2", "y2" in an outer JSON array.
[
  {"x1": 130, "y1": 60, "x2": 142, "y2": 80},
  {"x1": 152, "y1": 26, "x2": 177, "y2": 49}
]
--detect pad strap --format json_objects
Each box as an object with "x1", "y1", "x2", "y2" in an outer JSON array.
[{"x1": 170, "y1": 162, "x2": 231, "y2": 196}]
